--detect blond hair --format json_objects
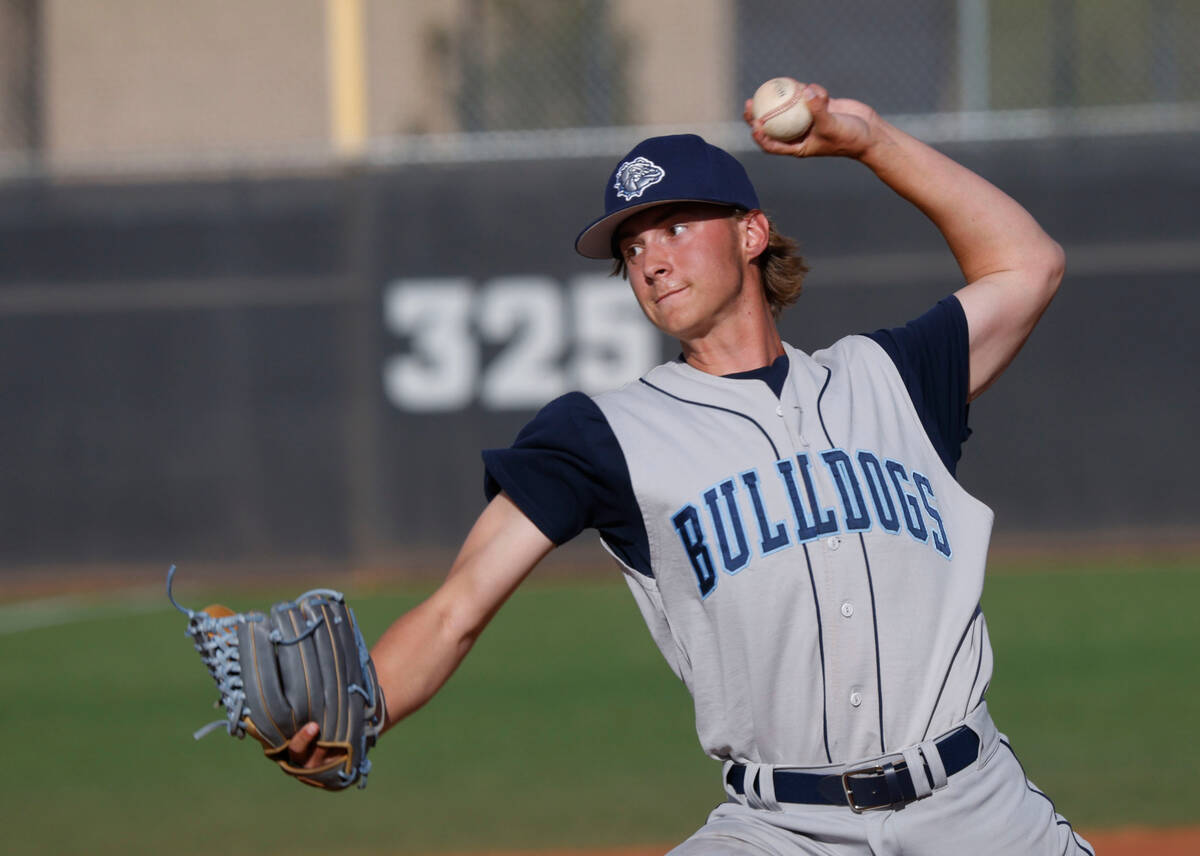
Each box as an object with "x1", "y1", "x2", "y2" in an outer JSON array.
[
  {"x1": 752, "y1": 212, "x2": 808, "y2": 319},
  {"x1": 610, "y1": 209, "x2": 807, "y2": 319}
]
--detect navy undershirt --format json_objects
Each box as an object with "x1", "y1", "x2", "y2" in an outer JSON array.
[{"x1": 482, "y1": 295, "x2": 971, "y2": 577}]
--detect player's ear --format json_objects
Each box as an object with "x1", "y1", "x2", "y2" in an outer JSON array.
[{"x1": 739, "y1": 210, "x2": 770, "y2": 262}]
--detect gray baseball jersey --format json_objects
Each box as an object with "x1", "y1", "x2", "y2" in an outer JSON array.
[
  {"x1": 482, "y1": 301, "x2": 1092, "y2": 854},
  {"x1": 593, "y1": 336, "x2": 991, "y2": 766}
]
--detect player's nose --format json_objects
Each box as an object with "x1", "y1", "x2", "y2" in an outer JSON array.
[{"x1": 640, "y1": 241, "x2": 672, "y2": 282}]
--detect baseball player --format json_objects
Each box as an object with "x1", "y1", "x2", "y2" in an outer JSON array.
[{"x1": 290, "y1": 83, "x2": 1091, "y2": 854}]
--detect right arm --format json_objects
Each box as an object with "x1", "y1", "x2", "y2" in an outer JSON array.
[{"x1": 744, "y1": 85, "x2": 1064, "y2": 401}]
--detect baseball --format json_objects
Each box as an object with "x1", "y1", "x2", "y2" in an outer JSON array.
[{"x1": 751, "y1": 77, "x2": 813, "y2": 141}]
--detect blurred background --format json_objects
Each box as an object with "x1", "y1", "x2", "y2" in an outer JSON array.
[{"x1": 0, "y1": 0, "x2": 1197, "y2": 578}]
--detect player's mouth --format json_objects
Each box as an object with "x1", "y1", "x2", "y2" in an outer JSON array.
[{"x1": 654, "y1": 284, "x2": 688, "y2": 304}]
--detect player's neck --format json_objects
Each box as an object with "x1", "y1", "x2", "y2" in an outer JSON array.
[{"x1": 679, "y1": 314, "x2": 784, "y2": 376}]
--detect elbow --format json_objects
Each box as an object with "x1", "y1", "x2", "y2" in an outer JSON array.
[
  {"x1": 433, "y1": 588, "x2": 489, "y2": 655},
  {"x1": 1039, "y1": 238, "x2": 1066, "y2": 298}
]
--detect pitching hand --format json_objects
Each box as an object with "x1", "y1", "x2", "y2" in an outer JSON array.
[{"x1": 743, "y1": 83, "x2": 879, "y2": 160}]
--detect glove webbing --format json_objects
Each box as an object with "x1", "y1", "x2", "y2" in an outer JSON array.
[{"x1": 166, "y1": 565, "x2": 336, "y2": 741}]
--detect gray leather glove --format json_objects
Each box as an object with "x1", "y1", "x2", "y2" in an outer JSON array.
[{"x1": 168, "y1": 565, "x2": 386, "y2": 790}]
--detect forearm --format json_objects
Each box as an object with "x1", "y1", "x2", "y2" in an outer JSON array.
[{"x1": 370, "y1": 587, "x2": 476, "y2": 730}]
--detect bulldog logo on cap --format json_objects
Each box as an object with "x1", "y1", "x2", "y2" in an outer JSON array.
[{"x1": 613, "y1": 156, "x2": 665, "y2": 201}]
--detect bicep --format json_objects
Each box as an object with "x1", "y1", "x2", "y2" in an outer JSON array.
[
  {"x1": 435, "y1": 491, "x2": 556, "y2": 639},
  {"x1": 955, "y1": 244, "x2": 1064, "y2": 401}
]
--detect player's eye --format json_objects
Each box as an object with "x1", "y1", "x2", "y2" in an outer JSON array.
[
  {"x1": 670, "y1": 223, "x2": 688, "y2": 236},
  {"x1": 624, "y1": 244, "x2": 643, "y2": 261}
]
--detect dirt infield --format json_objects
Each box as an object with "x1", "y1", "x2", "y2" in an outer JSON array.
[
  {"x1": 1081, "y1": 825, "x2": 1200, "y2": 855},
  {"x1": 447, "y1": 826, "x2": 1200, "y2": 856}
]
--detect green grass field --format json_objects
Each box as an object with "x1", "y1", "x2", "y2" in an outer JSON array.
[{"x1": 2, "y1": 557, "x2": 1197, "y2": 855}]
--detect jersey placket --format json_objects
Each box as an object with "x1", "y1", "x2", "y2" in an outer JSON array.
[{"x1": 776, "y1": 371, "x2": 885, "y2": 761}]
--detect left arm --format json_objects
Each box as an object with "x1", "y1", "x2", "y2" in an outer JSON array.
[{"x1": 746, "y1": 85, "x2": 1065, "y2": 400}]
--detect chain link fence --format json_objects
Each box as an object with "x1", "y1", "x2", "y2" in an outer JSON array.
[
  {"x1": 454, "y1": 0, "x2": 629, "y2": 131},
  {"x1": 0, "y1": 0, "x2": 1198, "y2": 174},
  {"x1": 445, "y1": 0, "x2": 1200, "y2": 128},
  {"x1": 738, "y1": 0, "x2": 1200, "y2": 114}
]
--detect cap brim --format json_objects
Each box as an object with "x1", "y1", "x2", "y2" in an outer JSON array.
[{"x1": 574, "y1": 197, "x2": 744, "y2": 260}]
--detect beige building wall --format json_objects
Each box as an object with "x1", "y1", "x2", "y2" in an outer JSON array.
[
  {"x1": 366, "y1": 0, "x2": 463, "y2": 136},
  {"x1": 613, "y1": 0, "x2": 735, "y2": 125},
  {"x1": 365, "y1": 0, "x2": 738, "y2": 135},
  {"x1": 43, "y1": 0, "x2": 330, "y2": 161},
  {"x1": 36, "y1": 0, "x2": 739, "y2": 164}
]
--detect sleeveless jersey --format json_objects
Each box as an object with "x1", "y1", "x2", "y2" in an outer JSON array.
[{"x1": 592, "y1": 336, "x2": 995, "y2": 766}]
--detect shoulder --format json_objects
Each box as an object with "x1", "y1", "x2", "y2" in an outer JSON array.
[
  {"x1": 808, "y1": 332, "x2": 897, "y2": 376},
  {"x1": 503, "y1": 391, "x2": 618, "y2": 448},
  {"x1": 592, "y1": 359, "x2": 683, "y2": 410},
  {"x1": 531, "y1": 389, "x2": 608, "y2": 424},
  {"x1": 811, "y1": 331, "x2": 890, "y2": 360}
]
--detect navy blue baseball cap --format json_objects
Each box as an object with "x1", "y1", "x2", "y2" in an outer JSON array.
[{"x1": 574, "y1": 134, "x2": 760, "y2": 259}]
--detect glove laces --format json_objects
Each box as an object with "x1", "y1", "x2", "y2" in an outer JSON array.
[{"x1": 167, "y1": 564, "x2": 257, "y2": 741}]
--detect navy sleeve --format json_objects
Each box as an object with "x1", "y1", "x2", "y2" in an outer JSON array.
[
  {"x1": 864, "y1": 295, "x2": 971, "y2": 476},
  {"x1": 482, "y1": 392, "x2": 652, "y2": 575}
]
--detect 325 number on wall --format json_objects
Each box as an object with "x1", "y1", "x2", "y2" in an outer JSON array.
[{"x1": 383, "y1": 276, "x2": 659, "y2": 411}]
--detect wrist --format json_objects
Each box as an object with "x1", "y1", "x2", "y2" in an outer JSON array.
[{"x1": 854, "y1": 113, "x2": 897, "y2": 165}]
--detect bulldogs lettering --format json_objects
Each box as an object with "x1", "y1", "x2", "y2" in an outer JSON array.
[{"x1": 672, "y1": 448, "x2": 952, "y2": 596}]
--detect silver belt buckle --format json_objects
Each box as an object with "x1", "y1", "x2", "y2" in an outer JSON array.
[{"x1": 840, "y1": 763, "x2": 891, "y2": 814}]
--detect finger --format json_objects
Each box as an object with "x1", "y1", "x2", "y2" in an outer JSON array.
[
  {"x1": 802, "y1": 83, "x2": 829, "y2": 115},
  {"x1": 287, "y1": 722, "x2": 320, "y2": 764},
  {"x1": 745, "y1": 82, "x2": 824, "y2": 157},
  {"x1": 749, "y1": 116, "x2": 807, "y2": 156}
]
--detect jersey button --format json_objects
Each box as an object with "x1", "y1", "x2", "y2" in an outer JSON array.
[
  {"x1": 850, "y1": 691, "x2": 863, "y2": 708},
  {"x1": 775, "y1": 404, "x2": 784, "y2": 417},
  {"x1": 828, "y1": 536, "x2": 842, "y2": 550},
  {"x1": 840, "y1": 601, "x2": 854, "y2": 618}
]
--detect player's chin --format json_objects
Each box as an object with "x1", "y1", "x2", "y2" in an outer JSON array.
[
  {"x1": 652, "y1": 310, "x2": 711, "y2": 342},
  {"x1": 639, "y1": 302, "x2": 683, "y2": 337}
]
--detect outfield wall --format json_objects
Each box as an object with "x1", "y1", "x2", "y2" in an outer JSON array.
[{"x1": 0, "y1": 131, "x2": 1196, "y2": 569}]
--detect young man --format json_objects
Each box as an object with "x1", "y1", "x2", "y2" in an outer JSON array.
[{"x1": 293, "y1": 84, "x2": 1090, "y2": 854}]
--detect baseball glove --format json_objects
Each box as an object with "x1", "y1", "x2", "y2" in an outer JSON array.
[{"x1": 167, "y1": 565, "x2": 386, "y2": 790}]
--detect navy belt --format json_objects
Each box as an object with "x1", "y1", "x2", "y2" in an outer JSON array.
[{"x1": 727, "y1": 726, "x2": 979, "y2": 813}]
